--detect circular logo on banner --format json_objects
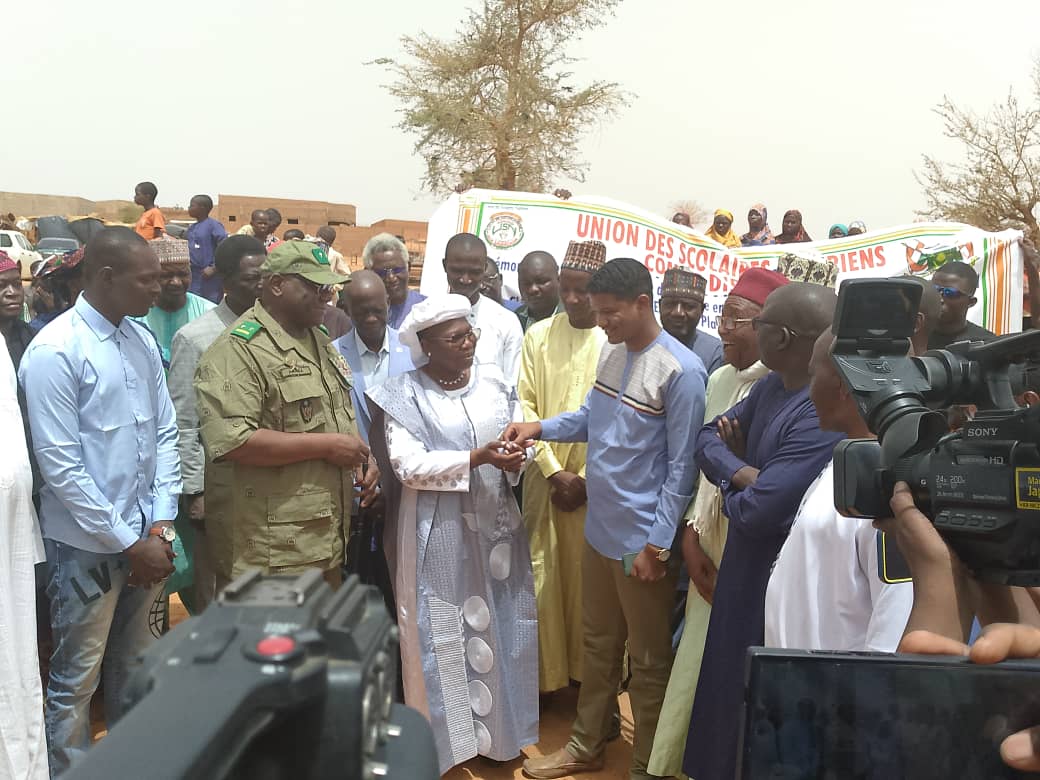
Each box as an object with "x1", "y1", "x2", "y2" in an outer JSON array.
[{"x1": 483, "y1": 212, "x2": 524, "y2": 249}]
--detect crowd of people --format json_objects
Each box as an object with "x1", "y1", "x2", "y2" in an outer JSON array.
[
  {"x1": 669, "y1": 205, "x2": 869, "y2": 249},
  {"x1": 2, "y1": 182, "x2": 1040, "y2": 780}
]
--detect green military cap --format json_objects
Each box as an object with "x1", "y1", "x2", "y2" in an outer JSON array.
[{"x1": 261, "y1": 240, "x2": 349, "y2": 285}]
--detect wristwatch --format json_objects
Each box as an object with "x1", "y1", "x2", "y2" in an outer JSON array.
[
  {"x1": 149, "y1": 525, "x2": 177, "y2": 544},
  {"x1": 648, "y1": 544, "x2": 671, "y2": 563}
]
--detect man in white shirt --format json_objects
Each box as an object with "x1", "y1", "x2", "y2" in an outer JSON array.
[
  {"x1": 765, "y1": 328, "x2": 912, "y2": 652},
  {"x1": 442, "y1": 232, "x2": 523, "y2": 383}
]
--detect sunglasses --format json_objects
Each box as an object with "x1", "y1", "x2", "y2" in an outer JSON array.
[
  {"x1": 293, "y1": 275, "x2": 334, "y2": 295},
  {"x1": 374, "y1": 266, "x2": 408, "y2": 279},
  {"x1": 934, "y1": 284, "x2": 967, "y2": 300}
]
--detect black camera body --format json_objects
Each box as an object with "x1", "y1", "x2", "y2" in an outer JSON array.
[
  {"x1": 68, "y1": 569, "x2": 438, "y2": 780},
  {"x1": 831, "y1": 277, "x2": 1040, "y2": 584}
]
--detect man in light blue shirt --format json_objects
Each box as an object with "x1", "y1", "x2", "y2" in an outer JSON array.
[
  {"x1": 20, "y1": 227, "x2": 180, "y2": 775},
  {"x1": 333, "y1": 270, "x2": 413, "y2": 613},
  {"x1": 333, "y1": 270, "x2": 415, "y2": 441},
  {"x1": 506, "y1": 258, "x2": 706, "y2": 780}
]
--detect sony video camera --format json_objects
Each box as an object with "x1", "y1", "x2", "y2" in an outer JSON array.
[
  {"x1": 67, "y1": 569, "x2": 438, "y2": 780},
  {"x1": 831, "y1": 277, "x2": 1040, "y2": 584}
]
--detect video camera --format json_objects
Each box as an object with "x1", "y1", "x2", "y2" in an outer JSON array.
[
  {"x1": 67, "y1": 569, "x2": 438, "y2": 780},
  {"x1": 831, "y1": 277, "x2": 1040, "y2": 584}
]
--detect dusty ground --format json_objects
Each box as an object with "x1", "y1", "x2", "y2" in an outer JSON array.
[{"x1": 87, "y1": 596, "x2": 640, "y2": 778}]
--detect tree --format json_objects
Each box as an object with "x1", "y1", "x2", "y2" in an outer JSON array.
[
  {"x1": 375, "y1": 0, "x2": 629, "y2": 195},
  {"x1": 917, "y1": 60, "x2": 1040, "y2": 238}
]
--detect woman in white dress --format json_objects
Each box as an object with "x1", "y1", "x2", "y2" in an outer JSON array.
[{"x1": 366, "y1": 294, "x2": 538, "y2": 775}]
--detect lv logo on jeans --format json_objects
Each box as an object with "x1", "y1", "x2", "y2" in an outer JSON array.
[{"x1": 69, "y1": 562, "x2": 117, "y2": 605}]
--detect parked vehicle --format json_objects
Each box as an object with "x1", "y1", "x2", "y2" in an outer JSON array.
[
  {"x1": 0, "y1": 230, "x2": 42, "y2": 280},
  {"x1": 36, "y1": 237, "x2": 82, "y2": 260}
]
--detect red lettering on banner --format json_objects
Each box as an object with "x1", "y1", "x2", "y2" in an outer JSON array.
[
  {"x1": 576, "y1": 214, "x2": 640, "y2": 247},
  {"x1": 825, "y1": 246, "x2": 887, "y2": 274}
]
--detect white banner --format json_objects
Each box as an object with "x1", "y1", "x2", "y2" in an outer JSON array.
[{"x1": 421, "y1": 190, "x2": 1024, "y2": 335}]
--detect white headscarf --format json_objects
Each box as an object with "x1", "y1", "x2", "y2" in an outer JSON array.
[{"x1": 397, "y1": 293, "x2": 473, "y2": 366}]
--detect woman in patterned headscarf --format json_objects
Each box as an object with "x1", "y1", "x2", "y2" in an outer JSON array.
[
  {"x1": 704, "y1": 209, "x2": 742, "y2": 248},
  {"x1": 740, "y1": 203, "x2": 776, "y2": 246},
  {"x1": 776, "y1": 209, "x2": 812, "y2": 244}
]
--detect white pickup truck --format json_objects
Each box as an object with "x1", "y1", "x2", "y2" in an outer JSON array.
[{"x1": 0, "y1": 230, "x2": 42, "y2": 281}]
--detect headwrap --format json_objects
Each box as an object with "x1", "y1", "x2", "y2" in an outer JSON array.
[
  {"x1": 848, "y1": 219, "x2": 867, "y2": 234},
  {"x1": 149, "y1": 236, "x2": 190, "y2": 265},
  {"x1": 776, "y1": 253, "x2": 838, "y2": 288},
  {"x1": 828, "y1": 223, "x2": 849, "y2": 238},
  {"x1": 704, "y1": 208, "x2": 742, "y2": 248},
  {"x1": 661, "y1": 267, "x2": 707, "y2": 299},
  {"x1": 740, "y1": 203, "x2": 776, "y2": 247},
  {"x1": 0, "y1": 250, "x2": 17, "y2": 275},
  {"x1": 730, "y1": 267, "x2": 789, "y2": 306},
  {"x1": 776, "y1": 209, "x2": 812, "y2": 244},
  {"x1": 37, "y1": 247, "x2": 84, "y2": 278},
  {"x1": 398, "y1": 293, "x2": 473, "y2": 366},
  {"x1": 561, "y1": 240, "x2": 607, "y2": 274}
]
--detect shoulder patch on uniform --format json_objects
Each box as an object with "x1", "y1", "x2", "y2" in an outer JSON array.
[
  {"x1": 317, "y1": 324, "x2": 329, "y2": 336},
  {"x1": 230, "y1": 320, "x2": 262, "y2": 341}
]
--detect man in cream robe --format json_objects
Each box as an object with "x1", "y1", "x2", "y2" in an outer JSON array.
[
  {"x1": 0, "y1": 337, "x2": 47, "y2": 779},
  {"x1": 518, "y1": 239, "x2": 607, "y2": 691}
]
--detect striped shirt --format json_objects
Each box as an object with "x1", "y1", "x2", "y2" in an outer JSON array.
[{"x1": 540, "y1": 329, "x2": 706, "y2": 560}]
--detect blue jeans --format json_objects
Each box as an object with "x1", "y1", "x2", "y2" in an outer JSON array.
[{"x1": 43, "y1": 539, "x2": 161, "y2": 776}]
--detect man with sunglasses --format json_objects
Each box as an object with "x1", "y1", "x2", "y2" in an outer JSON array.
[
  {"x1": 363, "y1": 233, "x2": 425, "y2": 329},
  {"x1": 194, "y1": 241, "x2": 378, "y2": 596},
  {"x1": 683, "y1": 280, "x2": 844, "y2": 780},
  {"x1": 928, "y1": 258, "x2": 996, "y2": 350}
]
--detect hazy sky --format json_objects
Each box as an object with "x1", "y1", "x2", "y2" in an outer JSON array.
[{"x1": 5, "y1": 0, "x2": 1039, "y2": 238}]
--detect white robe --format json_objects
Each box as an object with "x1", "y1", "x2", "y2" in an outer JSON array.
[
  {"x1": 765, "y1": 463, "x2": 912, "y2": 652},
  {"x1": 0, "y1": 339, "x2": 47, "y2": 779}
]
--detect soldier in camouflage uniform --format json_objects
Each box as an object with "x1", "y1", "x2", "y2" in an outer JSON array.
[{"x1": 194, "y1": 241, "x2": 377, "y2": 589}]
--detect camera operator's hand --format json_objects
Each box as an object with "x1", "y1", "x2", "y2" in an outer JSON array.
[
  {"x1": 876, "y1": 481, "x2": 972, "y2": 645},
  {"x1": 716, "y1": 416, "x2": 746, "y2": 459},
  {"x1": 875, "y1": 481, "x2": 955, "y2": 572},
  {"x1": 905, "y1": 623, "x2": 1040, "y2": 772}
]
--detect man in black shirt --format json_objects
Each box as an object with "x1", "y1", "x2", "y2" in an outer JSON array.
[{"x1": 927, "y1": 259, "x2": 997, "y2": 350}]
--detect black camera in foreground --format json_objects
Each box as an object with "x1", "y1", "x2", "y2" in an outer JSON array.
[
  {"x1": 831, "y1": 277, "x2": 1040, "y2": 584},
  {"x1": 68, "y1": 569, "x2": 438, "y2": 780}
]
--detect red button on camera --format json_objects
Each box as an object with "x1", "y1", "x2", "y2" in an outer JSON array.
[{"x1": 256, "y1": 636, "x2": 296, "y2": 656}]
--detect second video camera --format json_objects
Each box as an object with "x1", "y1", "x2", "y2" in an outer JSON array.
[{"x1": 831, "y1": 277, "x2": 1040, "y2": 584}]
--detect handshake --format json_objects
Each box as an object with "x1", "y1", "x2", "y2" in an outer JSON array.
[{"x1": 470, "y1": 422, "x2": 539, "y2": 473}]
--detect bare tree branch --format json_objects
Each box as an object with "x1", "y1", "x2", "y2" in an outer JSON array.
[
  {"x1": 374, "y1": 0, "x2": 630, "y2": 195},
  {"x1": 916, "y1": 60, "x2": 1040, "y2": 239}
]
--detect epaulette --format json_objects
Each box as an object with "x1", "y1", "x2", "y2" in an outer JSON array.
[
  {"x1": 317, "y1": 324, "x2": 330, "y2": 336},
  {"x1": 230, "y1": 320, "x2": 263, "y2": 341}
]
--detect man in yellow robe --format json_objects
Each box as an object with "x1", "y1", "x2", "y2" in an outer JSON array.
[{"x1": 519, "y1": 239, "x2": 607, "y2": 692}]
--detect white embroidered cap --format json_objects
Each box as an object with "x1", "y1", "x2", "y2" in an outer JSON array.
[{"x1": 397, "y1": 293, "x2": 473, "y2": 366}]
